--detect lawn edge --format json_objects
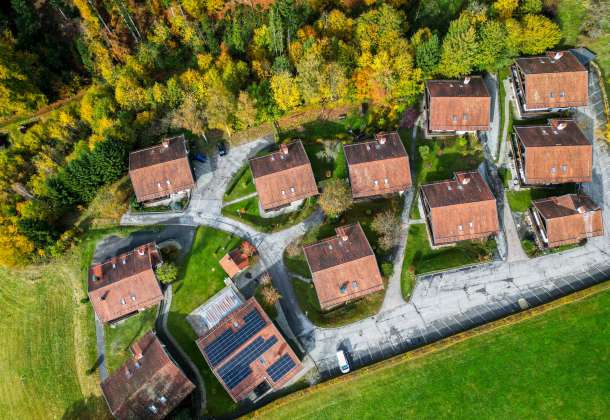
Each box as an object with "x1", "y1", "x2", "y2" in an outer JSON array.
[{"x1": 249, "y1": 280, "x2": 610, "y2": 418}]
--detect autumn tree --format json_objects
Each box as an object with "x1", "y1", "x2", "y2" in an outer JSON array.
[
  {"x1": 235, "y1": 91, "x2": 258, "y2": 129},
  {"x1": 171, "y1": 94, "x2": 208, "y2": 142},
  {"x1": 438, "y1": 14, "x2": 479, "y2": 77},
  {"x1": 319, "y1": 179, "x2": 352, "y2": 217},
  {"x1": 371, "y1": 209, "x2": 401, "y2": 251},
  {"x1": 271, "y1": 71, "x2": 301, "y2": 111},
  {"x1": 492, "y1": 0, "x2": 519, "y2": 19},
  {"x1": 412, "y1": 28, "x2": 441, "y2": 76},
  {"x1": 476, "y1": 20, "x2": 508, "y2": 71},
  {"x1": 261, "y1": 285, "x2": 282, "y2": 306},
  {"x1": 519, "y1": 15, "x2": 561, "y2": 55}
]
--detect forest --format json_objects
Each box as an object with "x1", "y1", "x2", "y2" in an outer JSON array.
[{"x1": 0, "y1": 0, "x2": 607, "y2": 266}]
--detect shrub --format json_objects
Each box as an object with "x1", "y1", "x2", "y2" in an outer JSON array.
[
  {"x1": 155, "y1": 262, "x2": 179, "y2": 284},
  {"x1": 381, "y1": 262, "x2": 394, "y2": 278}
]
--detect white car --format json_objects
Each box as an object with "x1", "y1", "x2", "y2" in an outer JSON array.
[{"x1": 336, "y1": 350, "x2": 350, "y2": 374}]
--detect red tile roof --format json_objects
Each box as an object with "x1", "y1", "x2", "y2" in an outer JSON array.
[
  {"x1": 344, "y1": 132, "x2": 412, "y2": 198},
  {"x1": 88, "y1": 243, "x2": 163, "y2": 323},
  {"x1": 129, "y1": 135, "x2": 196, "y2": 203},
  {"x1": 249, "y1": 141, "x2": 318, "y2": 211},
  {"x1": 420, "y1": 171, "x2": 499, "y2": 245},
  {"x1": 532, "y1": 194, "x2": 603, "y2": 247},
  {"x1": 219, "y1": 242, "x2": 255, "y2": 278},
  {"x1": 514, "y1": 119, "x2": 592, "y2": 184},
  {"x1": 426, "y1": 77, "x2": 491, "y2": 132},
  {"x1": 303, "y1": 224, "x2": 384, "y2": 310},
  {"x1": 196, "y1": 299, "x2": 302, "y2": 402},
  {"x1": 515, "y1": 51, "x2": 588, "y2": 109},
  {"x1": 101, "y1": 332, "x2": 195, "y2": 419}
]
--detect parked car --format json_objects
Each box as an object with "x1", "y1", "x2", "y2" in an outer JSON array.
[
  {"x1": 217, "y1": 141, "x2": 227, "y2": 156},
  {"x1": 193, "y1": 153, "x2": 207, "y2": 163},
  {"x1": 336, "y1": 350, "x2": 350, "y2": 374}
]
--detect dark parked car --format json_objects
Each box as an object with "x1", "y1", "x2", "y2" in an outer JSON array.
[
  {"x1": 194, "y1": 153, "x2": 207, "y2": 163},
  {"x1": 217, "y1": 141, "x2": 227, "y2": 156}
]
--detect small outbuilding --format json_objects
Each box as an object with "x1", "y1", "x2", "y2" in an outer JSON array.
[{"x1": 219, "y1": 241, "x2": 257, "y2": 279}]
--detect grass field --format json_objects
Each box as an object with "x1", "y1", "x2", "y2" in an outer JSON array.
[
  {"x1": 0, "y1": 227, "x2": 143, "y2": 419},
  {"x1": 254, "y1": 286, "x2": 610, "y2": 419},
  {"x1": 166, "y1": 226, "x2": 242, "y2": 416}
]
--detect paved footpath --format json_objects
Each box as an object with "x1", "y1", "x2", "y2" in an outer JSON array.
[{"x1": 119, "y1": 83, "x2": 610, "y2": 381}]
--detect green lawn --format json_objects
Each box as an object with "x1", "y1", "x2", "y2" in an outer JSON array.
[
  {"x1": 166, "y1": 226, "x2": 242, "y2": 416},
  {"x1": 400, "y1": 135, "x2": 485, "y2": 299},
  {"x1": 291, "y1": 278, "x2": 386, "y2": 328},
  {"x1": 223, "y1": 164, "x2": 256, "y2": 202},
  {"x1": 506, "y1": 184, "x2": 577, "y2": 213},
  {"x1": 255, "y1": 286, "x2": 610, "y2": 419},
  {"x1": 221, "y1": 196, "x2": 318, "y2": 233},
  {"x1": 0, "y1": 227, "x2": 143, "y2": 419},
  {"x1": 104, "y1": 308, "x2": 157, "y2": 373},
  {"x1": 401, "y1": 224, "x2": 496, "y2": 295}
]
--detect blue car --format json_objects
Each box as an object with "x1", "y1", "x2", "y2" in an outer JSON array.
[{"x1": 194, "y1": 153, "x2": 207, "y2": 163}]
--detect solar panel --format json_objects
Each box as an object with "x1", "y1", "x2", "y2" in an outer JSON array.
[
  {"x1": 218, "y1": 336, "x2": 278, "y2": 389},
  {"x1": 204, "y1": 309, "x2": 266, "y2": 366},
  {"x1": 266, "y1": 354, "x2": 296, "y2": 382}
]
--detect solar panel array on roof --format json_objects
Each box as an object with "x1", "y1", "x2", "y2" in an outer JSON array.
[
  {"x1": 218, "y1": 336, "x2": 278, "y2": 389},
  {"x1": 203, "y1": 309, "x2": 265, "y2": 366},
  {"x1": 266, "y1": 354, "x2": 296, "y2": 382}
]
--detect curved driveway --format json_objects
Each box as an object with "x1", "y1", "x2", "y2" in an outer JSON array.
[{"x1": 121, "y1": 81, "x2": 610, "y2": 379}]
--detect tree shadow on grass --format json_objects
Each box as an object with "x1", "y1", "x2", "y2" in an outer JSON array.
[{"x1": 62, "y1": 395, "x2": 110, "y2": 420}]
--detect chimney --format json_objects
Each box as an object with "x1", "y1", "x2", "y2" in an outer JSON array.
[
  {"x1": 132, "y1": 341, "x2": 144, "y2": 360},
  {"x1": 463, "y1": 77, "x2": 471, "y2": 85},
  {"x1": 138, "y1": 247, "x2": 146, "y2": 256},
  {"x1": 280, "y1": 143, "x2": 289, "y2": 155},
  {"x1": 462, "y1": 177, "x2": 471, "y2": 185},
  {"x1": 376, "y1": 133, "x2": 387, "y2": 145},
  {"x1": 554, "y1": 51, "x2": 564, "y2": 61},
  {"x1": 162, "y1": 138, "x2": 170, "y2": 148},
  {"x1": 577, "y1": 206, "x2": 586, "y2": 214}
]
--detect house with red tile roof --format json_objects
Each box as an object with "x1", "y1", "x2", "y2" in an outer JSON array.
[
  {"x1": 129, "y1": 135, "x2": 195, "y2": 205},
  {"x1": 511, "y1": 119, "x2": 592, "y2": 185},
  {"x1": 425, "y1": 76, "x2": 491, "y2": 134},
  {"x1": 511, "y1": 51, "x2": 588, "y2": 113},
  {"x1": 343, "y1": 132, "x2": 412, "y2": 199},
  {"x1": 196, "y1": 298, "x2": 302, "y2": 402},
  {"x1": 531, "y1": 194, "x2": 603, "y2": 248},
  {"x1": 303, "y1": 224, "x2": 384, "y2": 310},
  {"x1": 420, "y1": 171, "x2": 499, "y2": 245},
  {"x1": 219, "y1": 241, "x2": 256, "y2": 278},
  {"x1": 249, "y1": 141, "x2": 318, "y2": 212},
  {"x1": 88, "y1": 242, "x2": 163, "y2": 323},
  {"x1": 101, "y1": 332, "x2": 195, "y2": 419}
]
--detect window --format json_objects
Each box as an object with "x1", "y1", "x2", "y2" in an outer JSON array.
[
  {"x1": 281, "y1": 190, "x2": 286, "y2": 195},
  {"x1": 148, "y1": 405, "x2": 158, "y2": 414},
  {"x1": 560, "y1": 91, "x2": 565, "y2": 98},
  {"x1": 452, "y1": 115, "x2": 458, "y2": 122},
  {"x1": 463, "y1": 113, "x2": 469, "y2": 121},
  {"x1": 549, "y1": 91, "x2": 555, "y2": 98},
  {"x1": 457, "y1": 224, "x2": 463, "y2": 231},
  {"x1": 384, "y1": 178, "x2": 389, "y2": 185},
  {"x1": 541, "y1": 129, "x2": 548, "y2": 135},
  {"x1": 550, "y1": 166, "x2": 557, "y2": 174},
  {"x1": 373, "y1": 180, "x2": 379, "y2": 186},
  {"x1": 561, "y1": 164, "x2": 567, "y2": 173},
  {"x1": 159, "y1": 396, "x2": 167, "y2": 404},
  {"x1": 120, "y1": 298, "x2": 126, "y2": 305},
  {"x1": 339, "y1": 283, "x2": 348, "y2": 294},
  {"x1": 290, "y1": 186, "x2": 295, "y2": 193},
  {"x1": 469, "y1": 221, "x2": 474, "y2": 229},
  {"x1": 352, "y1": 281, "x2": 358, "y2": 290}
]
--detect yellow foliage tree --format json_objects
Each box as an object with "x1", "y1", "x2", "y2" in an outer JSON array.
[
  {"x1": 492, "y1": 0, "x2": 519, "y2": 19},
  {"x1": 520, "y1": 14, "x2": 561, "y2": 55},
  {"x1": 271, "y1": 72, "x2": 301, "y2": 112}
]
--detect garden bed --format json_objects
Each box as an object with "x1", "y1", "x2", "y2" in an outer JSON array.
[
  {"x1": 223, "y1": 164, "x2": 256, "y2": 202},
  {"x1": 104, "y1": 308, "x2": 157, "y2": 372},
  {"x1": 506, "y1": 185, "x2": 577, "y2": 213}
]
